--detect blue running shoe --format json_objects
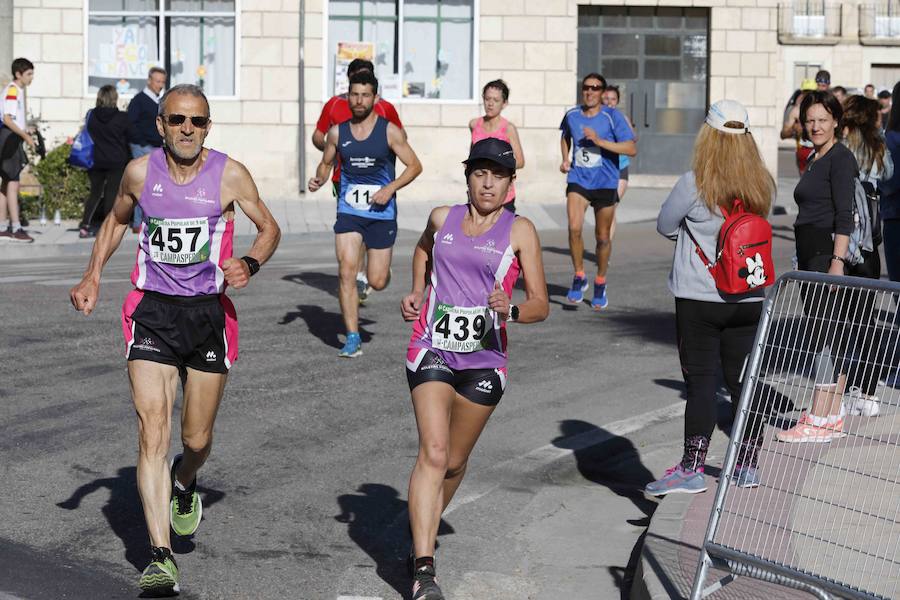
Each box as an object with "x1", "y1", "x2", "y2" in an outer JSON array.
[
  {"x1": 644, "y1": 465, "x2": 707, "y2": 497},
  {"x1": 732, "y1": 464, "x2": 760, "y2": 488},
  {"x1": 591, "y1": 282, "x2": 608, "y2": 310},
  {"x1": 339, "y1": 332, "x2": 362, "y2": 358},
  {"x1": 566, "y1": 275, "x2": 589, "y2": 303}
]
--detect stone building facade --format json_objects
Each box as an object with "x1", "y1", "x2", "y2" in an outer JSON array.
[{"x1": 5, "y1": 0, "x2": 900, "y2": 202}]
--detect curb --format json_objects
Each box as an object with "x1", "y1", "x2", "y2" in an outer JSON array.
[{"x1": 631, "y1": 491, "x2": 694, "y2": 600}]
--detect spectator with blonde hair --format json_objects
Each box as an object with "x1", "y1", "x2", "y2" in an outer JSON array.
[{"x1": 646, "y1": 100, "x2": 775, "y2": 495}]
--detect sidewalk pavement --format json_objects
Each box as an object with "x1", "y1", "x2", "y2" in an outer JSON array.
[
  {"x1": 0, "y1": 179, "x2": 798, "y2": 262},
  {"x1": 633, "y1": 407, "x2": 900, "y2": 600}
]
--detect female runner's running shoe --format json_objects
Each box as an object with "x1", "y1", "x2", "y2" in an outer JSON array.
[{"x1": 412, "y1": 564, "x2": 444, "y2": 600}]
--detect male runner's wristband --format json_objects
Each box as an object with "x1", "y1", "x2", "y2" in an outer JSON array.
[{"x1": 241, "y1": 255, "x2": 260, "y2": 276}]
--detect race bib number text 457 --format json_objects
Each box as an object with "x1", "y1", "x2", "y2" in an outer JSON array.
[
  {"x1": 432, "y1": 304, "x2": 492, "y2": 353},
  {"x1": 148, "y1": 217, "x2": 210, "y2": 265}
]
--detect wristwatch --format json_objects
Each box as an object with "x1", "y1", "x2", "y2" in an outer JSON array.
[
  {"x1": 831, "y1": 255, "x2": 846, "y2": 264},
  {"x1": 241, "y1": 255, "x2": 260, "y2": 276},
  {"x1": 508, "y1": 304, "x2": 519, "y2": 322}
]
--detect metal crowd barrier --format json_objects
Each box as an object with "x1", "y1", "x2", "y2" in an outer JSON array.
[{"x1": 691, "y1": 271, "x2": 900, "y2": 600}]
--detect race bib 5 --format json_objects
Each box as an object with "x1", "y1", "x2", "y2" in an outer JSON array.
[
  {"x1": 345, "y1": 183, "x2": 382, "y2": 211},
  {"x1": 148, "y1": 217, "x2": 210, "y2": 265},
  {"x1": 431, "y1": 303, "x2": 493, "y2": 353},
  {"x1": 575, "y1": 145, "x2": 603, "y2": 169}
]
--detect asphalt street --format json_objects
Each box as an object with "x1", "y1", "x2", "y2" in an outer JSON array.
[{"x1": 0, "y1": 218, "x2": 798, "y2": 600}]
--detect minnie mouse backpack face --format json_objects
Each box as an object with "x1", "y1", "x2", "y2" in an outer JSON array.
[
  {"x1": 687, "y1": 199, "x2": 775, "y2": 296},
  {"x1": 711, "y1": 200, "x2": 775, "y2": 295}
]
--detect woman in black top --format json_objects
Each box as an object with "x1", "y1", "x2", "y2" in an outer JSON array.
[
  {"x1": 80, "y1": 85, "x2": 134, "y2": 237},
  {"x1": 777, "y1": 91, "x2": 881, "y2": 443}
]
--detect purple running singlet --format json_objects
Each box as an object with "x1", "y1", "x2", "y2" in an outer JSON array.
[
  {"x1": 130, "y1": 148, "x2": 234, "y2": 297},
  {"x1": 407, "y1": 204, "x2": 520, "y2": 372}
]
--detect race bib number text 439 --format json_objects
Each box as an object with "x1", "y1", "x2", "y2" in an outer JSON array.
[
  {"x1": 148, "y1": 217, "x2": 210, "y2": 265},
  {"x1": 432, "y1": 304, "x2": 492, "y2": 353}
]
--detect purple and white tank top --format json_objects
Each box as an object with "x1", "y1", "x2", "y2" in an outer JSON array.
[
  {"x1": 130, "y1": 148, "x2": 234, "y2": 296},
  {"x1": 408, "y1": 203, "x2": 520, "y2": 371}
]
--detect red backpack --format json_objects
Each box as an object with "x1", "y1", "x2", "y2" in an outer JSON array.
[{"x1": 685, "y1": 199, "x2": 775, "y2": 295}]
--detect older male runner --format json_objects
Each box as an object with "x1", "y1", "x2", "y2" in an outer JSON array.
[
  {"x1": 70, "y1": 84, "x2": 280, "y2": 595},
  {"x1": 309, "y1": 70, "x2": 422, "y2": 358}
]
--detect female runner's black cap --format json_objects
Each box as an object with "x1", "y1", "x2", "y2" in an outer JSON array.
[{"x1": 463, "y1": 138, "x2": 516, "y2": 170}]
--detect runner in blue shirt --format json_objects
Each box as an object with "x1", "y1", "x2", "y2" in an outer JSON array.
[{"x1": 559, "y1": 73, "x2": 636, "y2": 309}]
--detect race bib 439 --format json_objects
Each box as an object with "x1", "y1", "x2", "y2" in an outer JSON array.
[
  {"x1": 432, "y1": 303, "x2": 492, "y2": 353},
  {"x1": 148, "y1": 217, "x2": 211, "y2": 265}
]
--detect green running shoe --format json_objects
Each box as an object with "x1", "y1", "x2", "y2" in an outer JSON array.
[
  {"x1": 170, "y1": 454, "x2": 202, "y2": 536},
  {"x1": 139, "y1": 546, "x2": 179, "y2": 595}
]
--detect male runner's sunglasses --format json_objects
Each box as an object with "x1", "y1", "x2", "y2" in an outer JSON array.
[
  {"x1": 582, "y1": 84, "x2": 603, "y2": 92},
  {"x1": 162, "y1": 114, "x2": 210, "y2": 128}
]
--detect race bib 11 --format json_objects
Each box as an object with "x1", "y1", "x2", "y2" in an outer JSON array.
[
  {"x1": 431, "y1": 303, "x2": 493, "y2": 353},
  {"x1": 148, "y1": 217, "x2": 210, "y2": 265},
  {"x1": 345, "y1": 184, "x2": 382, "y2": 211}
]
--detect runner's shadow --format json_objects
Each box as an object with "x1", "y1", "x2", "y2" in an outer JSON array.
[
  {"x1": 653, "y1": 378, "x2": 687, "y2": 400},
  {"x1": 514, "y1": 276, "x2": 577, "y2": 311},
  {"x1": 551, "y1": 420, "x2": 656, "y2": 599},
  {"x1": 542, "y1": 245, "x2": 598, "y2": 264},
  {"x1": 57, "y1": 466, "x2": 225, "y2": 571},
  {"x1": 605, "y1": 309, "x2": 676, "y2": 346},
  {"x1": 282, "y1": 272, "x2": 340, "y2": 300},
  {"x1": 335, "y1": 483, "x2": 454, "y2": 597},
  {"x1": 278, "y1": 304, "x2": 375, "y2": 349},
  {"x1": 547, "y1": 282, "x2": 579, "y2": 310}
]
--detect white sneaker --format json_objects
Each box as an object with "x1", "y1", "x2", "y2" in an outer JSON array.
[{"x1": 846, "y1": 386, "x2": 880, "y2": 417}]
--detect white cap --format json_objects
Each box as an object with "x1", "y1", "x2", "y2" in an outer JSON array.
[{"x1": 705, "y1": 99, "x2": 749, "y2": 134}]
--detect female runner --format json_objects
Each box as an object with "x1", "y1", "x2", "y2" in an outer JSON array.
[{"x1": 400, "y1": 138, "x2": 548, "y2": 600}]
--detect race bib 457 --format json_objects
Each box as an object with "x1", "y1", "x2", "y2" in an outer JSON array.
[{"x1": 148, "y1": 217, "x2": 211, "y2": 265}]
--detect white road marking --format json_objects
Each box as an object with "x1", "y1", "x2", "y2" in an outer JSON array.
[
  {"x1": 0, "y1": 592, "x2": 27, "y2": 600},
  {"x1": 444, "y1": 400, "x2": 687, "y2": 515},
  {"x1": 336, "y1": 596, "x2": 383, "y2": 600},
  {"x1": 0, "y1": 275, "x2": 45, "y2": 283},
  {"x1": 34, "y1": 277, "x2": 130, "y2": 286}
]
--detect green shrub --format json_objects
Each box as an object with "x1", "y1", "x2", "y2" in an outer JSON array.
[
  {"x1": 31, "y1": 143, "x2": 89, "y2": 220},
  {"x1": 19, "y1": 192, "x2": 41, "y2": 219}
]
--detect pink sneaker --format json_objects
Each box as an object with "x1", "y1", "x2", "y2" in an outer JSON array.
[{"x1": 776, "y1": 413, "x2": 846, "y2": 443}]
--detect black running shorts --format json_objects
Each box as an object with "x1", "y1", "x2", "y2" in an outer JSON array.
[
  {"x1": 566, "y1": 183, "x2": 619, "y2": 209},
  {"x1": 406, "y1": 349, "x2": 507, "y2": 407},
  {"x1": 122, "y1": 290, "x2": 238, "y2": 374}
]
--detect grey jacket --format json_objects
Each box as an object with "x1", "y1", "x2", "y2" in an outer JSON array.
[{"x1": 657, "y1": 171, "x2": 765, "y2": 303}]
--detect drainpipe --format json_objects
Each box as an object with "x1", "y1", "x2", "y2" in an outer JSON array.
[{"x1": 298, "y1": 0, "x2": 306, "y2": 195}]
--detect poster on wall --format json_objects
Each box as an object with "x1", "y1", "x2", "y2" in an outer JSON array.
[
  {"x1": 333, "y1": 41, "x2": 375, "y2": 95},
  {"x1": 89, "y1": 24, "x2": 158, "y2": 94}
]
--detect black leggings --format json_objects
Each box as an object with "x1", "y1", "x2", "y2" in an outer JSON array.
[
  {"x1": 676, "y1": 298, "x2": 763, "y2": 440},
  {"x1": 795, "y1": 225, "x2": 884, "y2": 396},
  {"x1": 83, "y1": 167, "x2": 125, "y2": 228}
]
